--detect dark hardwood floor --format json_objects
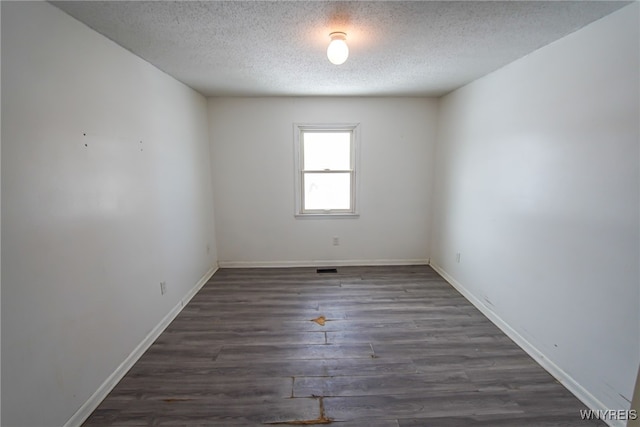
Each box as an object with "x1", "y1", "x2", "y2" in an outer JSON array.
[{"x1": 83, "y1": 265, "x2": 604, "y2": 426}]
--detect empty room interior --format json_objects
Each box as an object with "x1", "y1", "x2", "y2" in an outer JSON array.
[{"x1": 1, "y1": 1, "x2": 639, "y2": 426}]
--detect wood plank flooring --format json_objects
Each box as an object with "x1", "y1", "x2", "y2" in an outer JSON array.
[{"x1": 83, "y1": 265, "x2": 605, "y2": 426}]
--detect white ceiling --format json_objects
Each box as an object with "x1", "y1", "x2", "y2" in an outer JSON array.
[{"x1": 52, "y1": 1, "x2": 630, "y2": 97}]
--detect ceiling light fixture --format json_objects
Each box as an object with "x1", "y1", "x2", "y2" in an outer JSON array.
[{"x1": 327, "y1": 32, "x2": 349, "y2": 65}]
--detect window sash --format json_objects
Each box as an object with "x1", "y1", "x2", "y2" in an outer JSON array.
[{"x1": 301, "y1": 170, "x2": 354, "y2": 213}]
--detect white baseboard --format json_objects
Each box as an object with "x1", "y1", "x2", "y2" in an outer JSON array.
[
  {"x1": 428, "y1": 261, "x2": 623, "y2": 427},
  {"x1": 218, "y1": 258, "x2": 430, "y2": 268},
  {"x1": 63, "y1": 265, "x2": 218, "y2": 427}
]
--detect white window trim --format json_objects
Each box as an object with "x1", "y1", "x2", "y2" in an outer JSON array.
[{"x1": 294, "y1": 123, "x2": 360, "y2": 218}]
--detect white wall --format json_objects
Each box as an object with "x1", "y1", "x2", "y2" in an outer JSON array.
[
  {"x1": 209, "y1": 97, "x2": 437, "y2": 267},
  {"x1": 431, "y1": 3, "x2": 639, "y2": 420},
  {"x1": 1, "y1": 2, "x2": 217, "y2": 426}
]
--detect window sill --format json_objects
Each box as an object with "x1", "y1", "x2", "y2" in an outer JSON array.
[{"x1": 295, "y1": 213, "x2": 360, "y2": 219}]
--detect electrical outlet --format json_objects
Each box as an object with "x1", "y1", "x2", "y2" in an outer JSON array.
[
  {"x1": 455, "y1": 253, "x2": 461, "y2": 263},
  {"x1": 160, "y1": 281, "x2": 167, "y2": 295},
  {"x1": 333, "y1": 237, "x2": 340, "y2": 246}
]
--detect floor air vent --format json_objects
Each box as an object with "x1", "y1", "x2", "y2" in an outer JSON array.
[{"x1": 316, "y1": 268, "x2": 338, "y2": 274}]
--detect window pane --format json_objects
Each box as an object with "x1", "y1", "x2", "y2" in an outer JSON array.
[
  {"x1": 304, "y1": 172, "x2": 351, "y2": 210},
  {"x1": 303, "y1": 132, "x2": 351, "y2": 170}
]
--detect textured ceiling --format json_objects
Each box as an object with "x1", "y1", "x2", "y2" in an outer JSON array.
[{"x1": 52, "y1": 1, "x2": 630, "y2": 97}]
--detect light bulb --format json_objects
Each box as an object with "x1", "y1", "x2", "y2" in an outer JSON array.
[{"x1": 327, "y1": 32, "x2": 348, "y2": 65}]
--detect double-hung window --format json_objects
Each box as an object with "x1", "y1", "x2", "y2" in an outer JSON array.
[{"x1": 294, "y1": 123, "x2": 360, "y2": 217}]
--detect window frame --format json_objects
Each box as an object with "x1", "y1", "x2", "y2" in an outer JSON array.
[{"x1": 294, "y1": 123, "x2": 360, "y2": 218}]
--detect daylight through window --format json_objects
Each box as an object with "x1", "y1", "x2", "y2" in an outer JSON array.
[{"x1": 294, "y1": 124, "x2": 359, "y2": 217}]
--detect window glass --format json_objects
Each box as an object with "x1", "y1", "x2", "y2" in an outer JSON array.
[
  {"x1": 303, "y1": 172, "x2": 351, "y2": 210},
  {"x1": 303, "y1": 132, "x2": 351, "y2": 170}
]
